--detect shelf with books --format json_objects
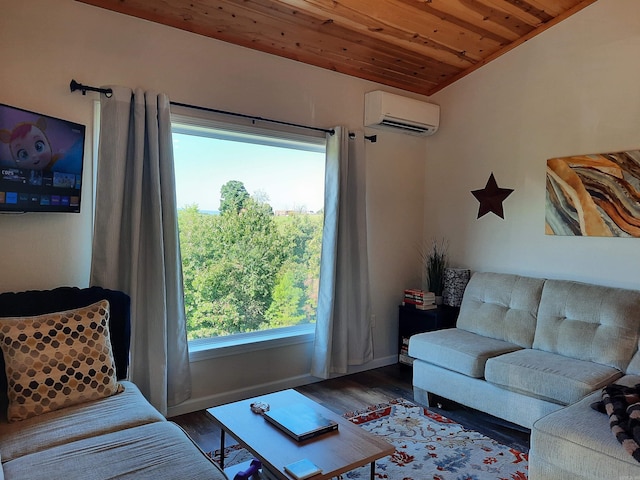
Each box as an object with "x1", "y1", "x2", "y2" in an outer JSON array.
[{"x1": 397, "y1": 304, "x2": 459, "y2": 367}]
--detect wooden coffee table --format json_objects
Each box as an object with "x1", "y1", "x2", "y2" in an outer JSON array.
[{"x1": 207, "y1": 389, "x2": 394, "y2": 480}]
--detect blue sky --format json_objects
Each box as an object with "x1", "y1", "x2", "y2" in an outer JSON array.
[{"x1": 173, "y1": 132, "x2": 326, "y2": 212}]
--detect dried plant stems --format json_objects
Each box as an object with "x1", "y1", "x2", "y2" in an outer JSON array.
[{"x1": 422, "y1": 239, "x2": 448, "y2": 296}]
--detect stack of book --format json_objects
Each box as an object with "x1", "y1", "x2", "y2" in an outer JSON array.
[
  {"x1": 399, "y1": 336, "x2": 414, "y2": 365},
  {"x1": 403, "y1": 289, "x2": 437, "y2": 310}
]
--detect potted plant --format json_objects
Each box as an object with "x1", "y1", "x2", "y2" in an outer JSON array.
[{"x1": 422, "y1": 239, "x2": 448, "y2": 304}]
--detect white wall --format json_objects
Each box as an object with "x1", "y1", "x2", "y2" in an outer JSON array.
[
  {"x1": 1, "y1": 0, "x2": 430, "y2": 414},
  {"x1": 427, "y1": 0, "x2": 640, "y2": 290}
]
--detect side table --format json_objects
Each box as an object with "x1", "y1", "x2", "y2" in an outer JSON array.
[{"x1": 398, "y1": 304, "x2": 459, "y2": 366}]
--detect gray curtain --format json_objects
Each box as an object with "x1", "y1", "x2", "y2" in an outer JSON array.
[
  {"x1": 311, "y1": 127, "x2": 373, "y2": 378},
  {"x1": 90, "y1": 86, "x2": 191, "y2": 414}
]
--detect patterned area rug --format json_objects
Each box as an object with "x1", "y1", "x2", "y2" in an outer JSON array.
[{"x1": 214, "y1": 398, "x2": 528, "y2": 479}]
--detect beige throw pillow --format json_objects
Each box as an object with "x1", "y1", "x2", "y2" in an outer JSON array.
[{"x1": 0, "y1": 300, "x2": 123, "y2": 422}]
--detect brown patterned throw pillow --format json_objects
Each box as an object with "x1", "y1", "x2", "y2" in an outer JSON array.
[{"x1": 0, "y1": 300, "x2": 123, "y2": 422}]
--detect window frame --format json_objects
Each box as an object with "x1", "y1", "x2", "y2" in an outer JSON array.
[
  {"x1": 188, "y1": 324, "x2": 315, "y2": 362},
  {"x1": 170, "y1": 108, "x2": 326, "y2": 359}
]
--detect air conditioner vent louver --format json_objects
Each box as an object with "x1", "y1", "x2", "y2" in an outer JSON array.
[
  {"x1": 364, "y1": 91, "x2": 439, "y2": 136},
  {"x1": 379, "y1": 119, "x2": 434, "y2": 135}
]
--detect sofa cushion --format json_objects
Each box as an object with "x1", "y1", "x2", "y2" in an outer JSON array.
[
  {"x1": 456, "y1": 272, "x2": 544, "y2": 348},
  {"x1": 530, "y1": 375, "x2": 640, "y2": 479},
  {"x1": 0, "y1": 286, "x2": 131, "y2": 381},
  {"x1": 0, "y1": 381, "x2": 163, "y2": 462},
  {"x1": 0, "y1": 300, "x2": 122, "y2": 422},
  {"x1": 409, "y1": 329, "x2": 522, "y2": 378},
  {"x1": 533, "y1": 279, "x2": 640, "y2": 371},
  {"x1": 485, "y1": 349, "x2": 623, "y2": 405},
  {"x1": 1, "y1": 421, "x2": 228, "y2": 480}
]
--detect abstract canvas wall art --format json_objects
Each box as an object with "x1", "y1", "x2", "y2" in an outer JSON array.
[{"x1": 546, "y1": 150, "x2": 640, "y2": 237}]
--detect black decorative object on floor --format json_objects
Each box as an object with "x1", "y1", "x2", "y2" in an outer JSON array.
[{"x1": 471, "y1": 172, "x2": 514, "y2": 219}]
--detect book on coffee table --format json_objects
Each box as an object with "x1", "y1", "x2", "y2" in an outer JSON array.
[
  {"x1": 263, "y1": 403, "x2": 338, "y2": 441},
  {"x1": 284, "y1": 458, "x2": 322, "y2": 479}
]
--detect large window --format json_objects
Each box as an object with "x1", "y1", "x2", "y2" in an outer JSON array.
[{"x1": 172, "y1": 114, "x2": 326, "y2": 347}]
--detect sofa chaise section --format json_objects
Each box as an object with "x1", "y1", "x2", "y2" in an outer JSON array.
[
  {"x1": 0, "y1": 381, "x2": 163, "y2": 463},
  {"x1": 3, "y1": 421, "x2": 222, "y2": 480},
  {"x1": 530, "y1": 375, "x2": 640, "y2": 480},
  {"x1": 0, "y1": 287, "x2": 228, "y2": 480}
]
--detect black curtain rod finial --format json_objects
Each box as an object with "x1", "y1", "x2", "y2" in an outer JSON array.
[
  {"x1": 349, "y1": 132, "x2": 377, "y2": 143},
  {"x1": 70, "y1": 79, "x2": 113, "y2": 98}
]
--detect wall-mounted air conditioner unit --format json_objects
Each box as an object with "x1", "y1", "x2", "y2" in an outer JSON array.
[{"x1": 364, "y1": 90, "x2": 440, "y2": 136}]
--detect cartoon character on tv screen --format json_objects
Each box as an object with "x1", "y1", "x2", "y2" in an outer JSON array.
[{"x1": 0, "y1": 117, "x2": 81, "y2": 172}]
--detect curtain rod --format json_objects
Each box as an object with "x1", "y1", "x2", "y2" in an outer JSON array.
[{"x1": 69, "y1": 79, "x2": 335, "y2": 136}]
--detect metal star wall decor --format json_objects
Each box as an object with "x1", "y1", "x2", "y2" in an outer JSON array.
[{"x1": 471, "y1": 173, "x2": 514, "y2": 219}]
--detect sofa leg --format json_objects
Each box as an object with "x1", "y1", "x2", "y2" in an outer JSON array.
[
  {"x1": 414, "y1": 387, "x2": 446, "y2": 409},
  {"x1": 413, "y1": 386, "x2": 433, "y2": 407}
]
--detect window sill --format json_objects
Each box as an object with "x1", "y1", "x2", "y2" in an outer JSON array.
[{"x1": 188, "y1": 324, "x2": 316, "y2": 363}]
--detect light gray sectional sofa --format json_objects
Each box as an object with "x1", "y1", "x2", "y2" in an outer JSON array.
[
  {"x1": 0, "y1": 381, "x2": 228, "y2": 479},
  {"x1": 408, "y1": 271, "x2": 640, "y2": 479},
  {"x1": 0, "y1": 286, "x2": 228, "y2": 480}
]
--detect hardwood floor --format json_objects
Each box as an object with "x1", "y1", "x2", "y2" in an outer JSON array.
[{"x1": 170, "y1": 364, "x2": 530, "y2": 456}]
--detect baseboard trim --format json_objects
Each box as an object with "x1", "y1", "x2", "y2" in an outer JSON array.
[
  {"x1": 167, "y1": 355, "x2": 398, "y2": 417},
  {"x1": 167, "y1": 373, "x2": 319, "y2": 417}
]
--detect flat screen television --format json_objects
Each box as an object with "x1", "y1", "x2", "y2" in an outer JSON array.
[{"x1": 0, "y1": 103, "x2": 85, "y2": 213}]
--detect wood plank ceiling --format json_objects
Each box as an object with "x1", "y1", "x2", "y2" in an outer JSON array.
[{"x1": 76, "y1": 0, "x2": 598, "y2": 96}]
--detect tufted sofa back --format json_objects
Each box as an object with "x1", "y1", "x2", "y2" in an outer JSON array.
[
  {"x1": 533, "y1": 279, "x2": 640, "y2": 372},
  {"x1": 457, "y1": 272, "x2": 545, "y2": 348}
]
